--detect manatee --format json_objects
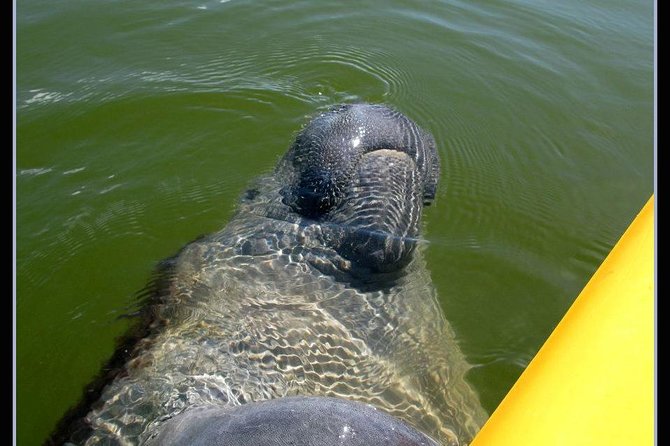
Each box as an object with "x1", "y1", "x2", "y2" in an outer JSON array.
[{"x1": 48, "y1": 103, "x2": 487, "y2": 446}]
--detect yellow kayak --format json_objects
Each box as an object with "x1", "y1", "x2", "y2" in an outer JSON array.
[{"x1": 470, "y1": 195, "x2": 655, "y2": 445}]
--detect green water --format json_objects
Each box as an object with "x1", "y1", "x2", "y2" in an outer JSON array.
[{"x1": 16, "y1": 0, "x2": 653, "y2": 444}]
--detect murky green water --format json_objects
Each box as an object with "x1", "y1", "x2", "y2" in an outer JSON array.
[{"x1": 16, "y1": 0, "x2": 653, "y2": 444}]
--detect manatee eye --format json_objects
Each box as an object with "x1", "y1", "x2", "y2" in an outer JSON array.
[{"x1": 243, "y1": 188, "x2": 260, "y2": 201}]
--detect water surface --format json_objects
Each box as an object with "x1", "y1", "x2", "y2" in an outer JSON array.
[{"x1": 16, "y1": 0, "x2": 653, "y2": 444}]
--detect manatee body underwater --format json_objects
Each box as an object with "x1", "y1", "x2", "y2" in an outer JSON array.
[{"x1": 48, "y1": 103, "x2": 487, "y2": 446}]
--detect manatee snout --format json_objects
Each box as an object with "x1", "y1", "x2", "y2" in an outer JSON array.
[{"x1": 279, "y1": 103, "x2": 440, "y2": 272}]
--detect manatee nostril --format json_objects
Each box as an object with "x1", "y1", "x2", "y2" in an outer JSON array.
[{"x1": 293, "y1": 170, "x2": 343, "y2": 218}]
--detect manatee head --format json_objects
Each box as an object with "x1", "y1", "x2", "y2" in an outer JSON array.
[{"x1": 277, "y1": 103, "x2": 440, "y2": 273}]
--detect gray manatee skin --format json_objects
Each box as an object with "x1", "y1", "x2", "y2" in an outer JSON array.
[
  {"x1": 50, "y1": 104, "x2": 487, "y2": 446},
  {"x1": 147, "y1": 396, "x2": 439, "y2": 446}
]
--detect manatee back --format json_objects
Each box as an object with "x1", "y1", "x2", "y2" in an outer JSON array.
[{"x1": 147, "y1": 397, "x2": 438, "y2": 446}]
